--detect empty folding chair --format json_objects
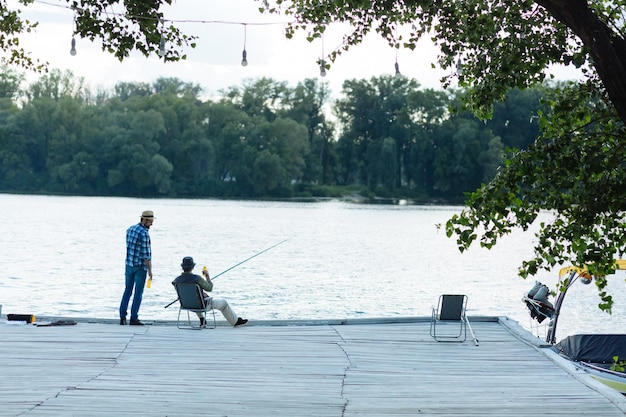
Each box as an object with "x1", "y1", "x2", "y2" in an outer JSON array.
[{"x1": 430, "y1": 294, "x2": 478, "y2": 345}]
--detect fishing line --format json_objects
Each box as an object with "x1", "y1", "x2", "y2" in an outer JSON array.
[
  {"x1": 211, "y1": 237, "x2": 291, "y2": 281},
  {"x1": 164, "y1": 237, "x2": 293, "y2": 308}
]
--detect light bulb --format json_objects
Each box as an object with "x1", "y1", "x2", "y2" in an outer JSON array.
[
  {"x1": 395, "y1": 62, "x2": 401, "y2": 76},
  {"x1": 456, "y1": 57, "x2": 463, "y2": 75},
  {"x1": 70, "y1": 37, "x2": 76, "y2": 56},
  {"x1": 159, "y1": 36, "x2": 166, "y2": 58},
  {"x1": 241, "y1": 49, "x2": 248, "y2": 66},
  {"x1": 319, "y1": 60, "x2": 326, "y2": 77}
]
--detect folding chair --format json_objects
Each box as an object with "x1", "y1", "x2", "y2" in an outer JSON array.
[
  {"x1": 173, "y1": 283, "x2": 216, "y2": 329},
  {"x1": 430, "y1": 294, "x2": 478, "y2": 346}
]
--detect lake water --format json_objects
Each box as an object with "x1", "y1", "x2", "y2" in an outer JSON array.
[{"x1": 1, "y1": 194, "x2": 624, "y2": 341}]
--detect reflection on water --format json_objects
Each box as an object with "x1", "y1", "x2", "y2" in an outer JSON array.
[{"x1": 1, "y1": 194, "x2": 624, "y2": 341}]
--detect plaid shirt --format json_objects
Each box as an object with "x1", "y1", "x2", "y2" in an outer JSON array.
[{"x1": 125, "y1": 223, "x2": 151, "y2": 268}]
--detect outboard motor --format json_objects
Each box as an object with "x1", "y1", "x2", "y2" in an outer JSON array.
[{"x1": 523, "y1": 281, "x2": 555, "y2": 323}]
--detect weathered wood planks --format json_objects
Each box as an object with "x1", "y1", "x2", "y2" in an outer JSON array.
[{"x1": 0, "y1": 318, "x2": 625, "y2": 416}]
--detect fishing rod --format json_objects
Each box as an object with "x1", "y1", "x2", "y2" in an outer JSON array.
[{"x1": 164, "y1": 237, "x2": 291, "y2": 308}]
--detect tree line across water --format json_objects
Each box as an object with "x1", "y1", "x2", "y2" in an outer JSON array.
[{"x1": 0, "y1": 68, "x2": 550, "y2": 202}]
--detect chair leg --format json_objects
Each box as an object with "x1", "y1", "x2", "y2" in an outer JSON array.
[
  {"x1": 207, "y1": 300, "x2": 217, "y2": 329},
  {"x1": 431, "y1": 319, "x2": 466, "y2": 342},
  {"x1": 176, "y1": 306, "x2": 215, "y2": 330},
  {"x1": 177, "y1": 308, "x2": 195, "y2": 329},
  {"x1": 465, "y1": 316, "x2": 479, "y2": 346},
  {"x1": 199, "y1": 310, "x2": 216, "y2": 329},
  {"x1": 177, "y1": 308, "x2": 203, "y2": 330},
  {"x1": 191, "y1": 309, "x2": 214, "y2": 330},
  {"x1": 430, "y1": 308, "x2": 436, "y2": 338}
]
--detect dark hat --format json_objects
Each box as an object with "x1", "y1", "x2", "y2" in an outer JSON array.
[
  {"x1": 141, "y1": 210, "x2": 154, "y2": 219},
  {"x1": 181, "y1": 256, "x2": 196, "y2": 269}
]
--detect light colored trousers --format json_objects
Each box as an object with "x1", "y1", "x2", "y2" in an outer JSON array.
[{"x1": 196, "y1": 297, "x2": 238, "y2": 326}]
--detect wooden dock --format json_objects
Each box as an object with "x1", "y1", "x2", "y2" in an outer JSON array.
[{"x1": 1, "y1": 316, "x2": 625, "y2": 416}]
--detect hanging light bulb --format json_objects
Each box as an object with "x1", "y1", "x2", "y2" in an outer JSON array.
[
  {"x1": 394, "y1": 29, "x2": 401, "y2": 77},
  {"x1": 456, "y1": 57, "x2": 463, "y2": 75},
  {"x1": 241, "y1": 25, "x2": 248, "y2": 66},
  {"x1": 70, "y1": 36, "x2": 77, "y2": 56},
  {"x1": 319, "y1": 31, "x2": 327, "y2": 77},
  {"x1": 70, "y1": 15, "x2": 77, "y2": 56},
  {"x1": 158, "y1": 36, "x2": 166, "y2": 58}
]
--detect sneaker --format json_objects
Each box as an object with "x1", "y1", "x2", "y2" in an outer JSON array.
[
  {"x1": 120, "y1": 317, "x2": 127, "y2": 325},
  {"x1": 129, "y1": 319, "x2": 144, "y2": 326},
  {"x1": 199, "y1": 317, "x2": 206, "y2": 328},
  {"x1": 234, "y1": 317, "x2": 248, "y2": 327}
]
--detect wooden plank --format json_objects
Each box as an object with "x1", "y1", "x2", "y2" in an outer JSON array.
[{"x1": 0, "y1": 318, "x2": 625, "y2": 416}]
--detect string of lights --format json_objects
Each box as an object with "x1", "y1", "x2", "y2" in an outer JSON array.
[
  {"x1": 31, "y1": 0, "x2": 401, "y2": 77},
  {"x1": 34, "y1": 0, "x2": 292, "y2": 26}
]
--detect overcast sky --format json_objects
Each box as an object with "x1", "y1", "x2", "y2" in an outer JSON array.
[{"x1": 14, "y1": 0, "x2": 582, "y2": 101}]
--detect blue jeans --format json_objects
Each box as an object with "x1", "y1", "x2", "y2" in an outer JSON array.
[{"x1": 119, "y1": 265, "x2": 147, "y2": 321}]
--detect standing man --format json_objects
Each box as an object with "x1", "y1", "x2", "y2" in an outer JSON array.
[{"x1": 119, "y1": 210, "x2": 154, "y2": 325}]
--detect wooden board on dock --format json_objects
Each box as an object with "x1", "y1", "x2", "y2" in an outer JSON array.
[{"x1": 1, "y1": 317, "x2": 625, "y2": 416}]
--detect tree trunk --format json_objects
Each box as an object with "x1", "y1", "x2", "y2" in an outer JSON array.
[{"x1": 536, "y1": 0, "x2": 626, "y2": 124}]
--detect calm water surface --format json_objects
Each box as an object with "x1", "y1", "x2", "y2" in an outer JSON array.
[{"x1": 1, "y1": 194, "x2": 624, "y2": 341}]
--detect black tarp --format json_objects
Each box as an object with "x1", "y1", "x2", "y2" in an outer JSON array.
[{"x1": 555, "y1": 334, "x2": 626, "y2": 363}]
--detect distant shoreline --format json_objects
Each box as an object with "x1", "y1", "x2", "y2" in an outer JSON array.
[{"x1": 0, "y1": 190, "x2": 460, "y2": 206}]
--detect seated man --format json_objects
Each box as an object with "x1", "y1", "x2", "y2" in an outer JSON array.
[{"x1": 172, "y1": 256, "x2": 248, "y2": 327}]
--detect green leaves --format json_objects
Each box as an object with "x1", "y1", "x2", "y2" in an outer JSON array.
[
  {"x1": 0, "y1": 5, "x2": 45, "y2": 71},
  {"x1": 446, "y1": 81, "x2": 626, "y2": 310},
  {"x1": 1, "y1": 1, "x2": 197, "y2": 70},
  {"x1": 611, "y1": 356, "x2": 626, "y2": 372}
]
